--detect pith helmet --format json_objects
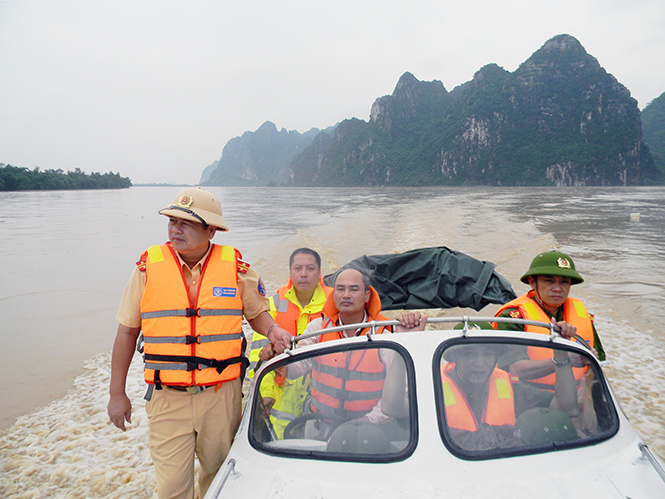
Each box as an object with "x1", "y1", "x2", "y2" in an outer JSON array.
[
  {"x1": 520, "y1": 250, "x2": 583, "y2": 285},
  {"x1": 159, "y1": 187, "x2": 229, "y2": 231}
]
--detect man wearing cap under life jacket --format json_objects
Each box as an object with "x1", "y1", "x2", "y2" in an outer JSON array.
[
  {"x1": 494, "y1": 250, "x2": 605, "y2": 390},
  {"x1": 107, "y1": 187, "x2": 292, "y2": 499},
  {"x1": 248, "y1": 248, "x2": 333, "y2": 439},
  {"x1": 440, "y1": 323, "x2": 579, "y2": 451},
  {"x1": 285, "y1": 268, "x2": 427, "y2": 429}
]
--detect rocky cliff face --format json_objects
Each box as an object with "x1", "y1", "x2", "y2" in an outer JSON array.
[
  {"x1": 642, "y1": 92, "x2": 665, "y2": 175},
  {"x1": 297, "y1": 72, "x2": 451, "y2": 186},
  {"x1": 290, "y1": 34, "x2": 661, "y2": 186}
]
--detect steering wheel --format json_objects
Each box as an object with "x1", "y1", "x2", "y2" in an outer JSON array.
[{"x1": 283, "y1": 412, "x2": 347, "y2": 440}]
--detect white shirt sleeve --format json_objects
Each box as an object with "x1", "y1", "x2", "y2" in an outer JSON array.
[{"x1": 285, "y1": 317, "x2": 324, "y2": 378}]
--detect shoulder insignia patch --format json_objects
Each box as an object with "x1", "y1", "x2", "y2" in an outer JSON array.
[
  {"x1": 257, "y1": 277, "x2": 266, "y2": 296},
  {"x1": 136, "y1": 251, "x2": 148, "y2": 272},
  {"x1": 237, "y1": 259, "x2": 250, "y2": 274},
  {"x1": 509, "y1": 310, "x2": 522, "y2": 319}
]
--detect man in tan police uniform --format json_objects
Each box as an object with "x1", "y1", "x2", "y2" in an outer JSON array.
[{"x1": 107, "y1": 187, "x2": 291, "y2": 499}]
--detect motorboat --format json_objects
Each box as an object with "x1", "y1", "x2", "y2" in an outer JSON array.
[{"x1": 204, "y1": 316, "x2": 665, "y2": 498}]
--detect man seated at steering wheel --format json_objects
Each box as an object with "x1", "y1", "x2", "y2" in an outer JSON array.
[{"x1": 276, "y1": 268, "x2": 426, "y2": 437}]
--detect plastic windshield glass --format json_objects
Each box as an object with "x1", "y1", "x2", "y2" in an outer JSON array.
[
  {"x1": 435, "y1": 338, "x2": 618, "y2": 459},
  {"x1": 249, "y1": 342, "x2": 416, "y2": 463}
]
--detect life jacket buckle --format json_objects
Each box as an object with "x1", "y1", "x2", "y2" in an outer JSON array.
[
  {"x1": 185, "y1": 335, "x2": 199, "y2": 344},
  {"x1": 186, "y1": 307, "x2": 200, "y2": 317}
]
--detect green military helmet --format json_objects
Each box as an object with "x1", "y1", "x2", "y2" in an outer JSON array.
[
  {"x1": 516, "y1": 407, "x2": 579, "y2": 445},
  {"x1": 520, "y1": 250, "x2": 583, "y2": 285}
]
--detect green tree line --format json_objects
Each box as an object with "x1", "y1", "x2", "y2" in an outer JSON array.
[{"x1": 0, "y1": 164, "x2": 132, "y2": 191}]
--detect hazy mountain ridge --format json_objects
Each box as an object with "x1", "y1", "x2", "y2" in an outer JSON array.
[
  {"x1": 199, "y1": 160, "x2": 219, "y2": 184},
  {"x1": 204, "y1": 34, "x2": 663, "y2": 187},
  {"x1": 642, "y1": 91, "x2": 665, "y2": 175},
  {"x1": 201, "y1": 121, "x2": 333, "y2": 186}
]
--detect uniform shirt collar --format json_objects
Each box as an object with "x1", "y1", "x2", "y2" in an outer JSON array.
[
  {"x1": 173, "y1": 242, "x2": 213, "y2": 271},
  {"x1": 284, "y1": 280, "x2": 327, "y2": 311}
]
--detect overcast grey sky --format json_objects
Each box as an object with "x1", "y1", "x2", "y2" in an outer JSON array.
[{"x1": 1, "y1": 0, "x2": 664, "y2": 185}]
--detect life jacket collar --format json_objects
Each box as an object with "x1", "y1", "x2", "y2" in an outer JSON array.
[{"x1": 322, "y1": 285, "x2": 382, "y2": 323}]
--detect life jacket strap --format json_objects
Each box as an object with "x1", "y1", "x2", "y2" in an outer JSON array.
[
  {"x1": 239, "y1": 336, "x2": 248, "y2": 383},
  {"x1": 141, "y1": 308, "x2": 243, "y2": 319},
  {"x1": 144, "y1": 353, "x2": 249, "y2": 375},
  {"x1": 154, "y1": 369, "x2": 162, "y2": 390},
  {"x1": 144, "y1": 384, "x2": 155, "y2": 401},
  {"x1": 315, "y1": 363, "x2": 386, "y2": 381},
  {"x1": 143, "y1": 332, "x2": 244, "y2": 345},
  {"x1": 309, "y1": 397, "x2": 368, "y2": 419},
  {"x1": 310, "y1": 377, "x2": 383, "y2": 401}
]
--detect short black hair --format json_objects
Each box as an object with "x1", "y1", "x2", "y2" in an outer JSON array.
[{"x1": 289, "y1": 248, "x2": 322, "y2": 270}]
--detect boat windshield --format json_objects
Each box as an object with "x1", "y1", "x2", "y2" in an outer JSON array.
[
  {"x1": 249, "y1": 341, "x2": 416, "y2": 462},
  {"x1": 434, "y1": 338, "x2": 619, "y2": 459}
]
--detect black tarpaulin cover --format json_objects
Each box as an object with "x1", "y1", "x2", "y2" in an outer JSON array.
[{"x1": 324, "y1": 247, "x2": 517, "y2": 311}]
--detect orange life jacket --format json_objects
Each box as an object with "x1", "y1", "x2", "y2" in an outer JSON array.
[
  {"x1": 495, "y1": 291, "x2": 594, "y2": 388},
  {"x1": 140, "y1": 243, "x2": 246, "y2": 387},
  {"x1": 271, "y1": 278, "x2": 333, "y2": 336},
  {"x1": 309, "y1": 286, "x2": 390, "y2": 418},
  {"x1": 247, "y1": 278, "x2": 333, "y2": 378},
  {"x1": 440, "y1": 363, "x2": 516, "y2": 432}
]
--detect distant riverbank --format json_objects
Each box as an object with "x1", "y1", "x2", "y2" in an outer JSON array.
[{"x1": 0, "y1": 163, "x2": 131, "y2": 190}]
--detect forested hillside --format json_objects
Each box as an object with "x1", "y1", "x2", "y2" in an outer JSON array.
[
  {"x1": 0, "y1": 164, "x2": 132, "y2": 191},
  {"x1": 290, "y1": 35, "x2": 660, "y2": 186}
]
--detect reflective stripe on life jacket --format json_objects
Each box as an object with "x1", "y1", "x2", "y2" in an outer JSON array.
[
  {"x1": 140, "y1": 243, "x2": 246, "y2": 387},
  {"x1": 309, "y1": 300, "x2": 390, "y2": 419},
  {"x1": 310, "y1": 344, "x2": 386, "y2": 419},
  {"x1": 441, "y1": 363, "x2": 516, "y2": 432},
  {"x1": 495, "y1": 292, "x2": 594, "y2": 388}
]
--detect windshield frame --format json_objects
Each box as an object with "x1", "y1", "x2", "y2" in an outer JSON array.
[
  {"x1": 433, "y1": 336, "x2": 620, "y2": 461},
  {"x1": 248, "y1": 338, "x2": 419, "y2": 463}
]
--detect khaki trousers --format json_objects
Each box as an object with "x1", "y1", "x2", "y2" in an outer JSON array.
[{"x1": 145, "y1": 378, "x2": 242, "y2": 499}]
